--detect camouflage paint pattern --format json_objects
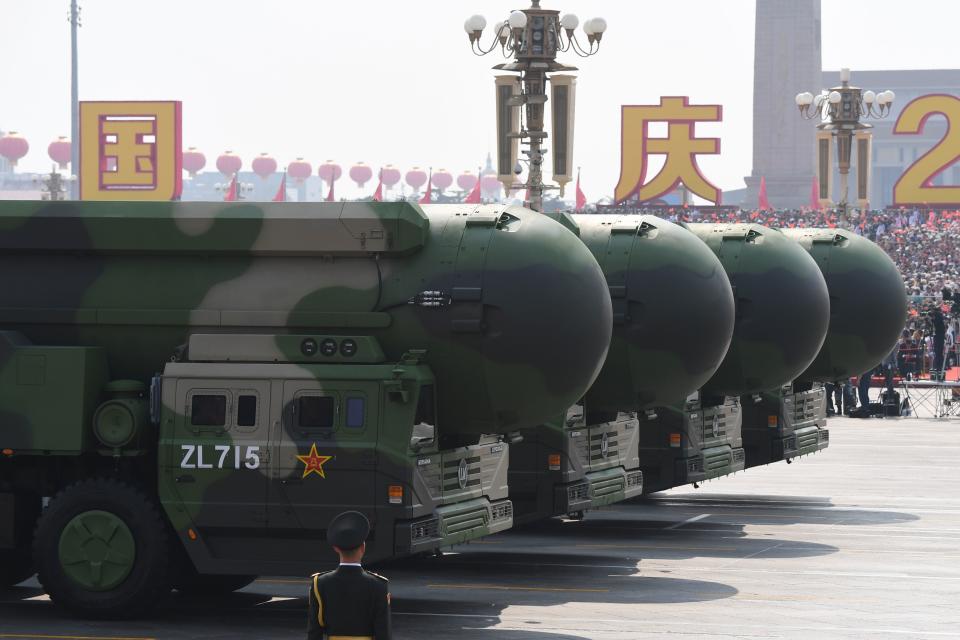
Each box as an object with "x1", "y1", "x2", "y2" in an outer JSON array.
[
  {"x1": 781, "y1": 228, "x2": 907, "y2": 382},
  {"x1": 686, "y1": 223, "x2": 831, "y2": 396},
  {"x1": 568, "y1": 214, "x2": 736, "y2": 411},
  {"x1": 0, "y1": 201, "x2": 613, "y2": 437}
]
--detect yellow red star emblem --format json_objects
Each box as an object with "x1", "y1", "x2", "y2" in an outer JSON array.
[{"x1": 296, "y1": 443, "x2": 332, "y2": 479}]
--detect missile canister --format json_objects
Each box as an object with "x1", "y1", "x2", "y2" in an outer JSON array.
[
  {"x1": 0, "y1": 201, "x2": 612, "y2": 434},
  {"x1": 780, "y1": 227, "x2": 907, "y2": 381},
  {"x1": 686, "y1": 223, "x2": 830, "y2": 396},
  {"x1": 563, "y1": 214, "x2": 736, "y2": 410}
]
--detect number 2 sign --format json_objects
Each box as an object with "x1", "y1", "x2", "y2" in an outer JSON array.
[{"x1": 893, "y1": 94, "x2": 960, "y2": 206}]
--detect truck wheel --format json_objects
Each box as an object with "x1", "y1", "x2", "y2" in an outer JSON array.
[
  {"x1": 173, "y1": 572, "x2": 258, "y2": 596},
  {"x1": 33, "y1": 478, "x2": 171, "y2": 618}
]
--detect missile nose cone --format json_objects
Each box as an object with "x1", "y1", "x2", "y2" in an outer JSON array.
[
  {"x1": 479, "y1": 207, "x2": 613, "y2": 426},
  {"x1": 575, "y1": 215, "x2": 735, "y2": 410},
  {"x1": 783, "y1": 228, "x2": 908, "y2": 382},
  {"x1": 690, "y1": 224, "x2": 831, "y2": 396}
]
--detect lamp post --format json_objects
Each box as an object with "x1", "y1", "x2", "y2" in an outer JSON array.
[
  {"x1": 69, "y1": 0, "x2": 80, "y2": 200},
  {"x1": 464, "y1": 2, "x2": 606, "y2": 212},
  {"x1": 796, "y1": 68, "x2": 895, "y2": 225},
  {"x1": 34, "y1": 166, "x2": 76, "y2": 201}
]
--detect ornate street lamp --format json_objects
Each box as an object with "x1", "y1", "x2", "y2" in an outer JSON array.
[
  {"x1": 464, "y1": 2, "x2": 606, "y2": 212},
  {"x1": 796, "y1": 68, "x2": 895, "y2": 224}
]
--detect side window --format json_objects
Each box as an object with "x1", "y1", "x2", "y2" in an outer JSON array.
[
  {"x1": 237, "y1": 394, "x2": 258, "y2": 428},
  {"x1": 345, "y1": 397, "x2": 365, "y2": 429},
  {"x1": 415, "y1": 384, "x2": 435, "y2": 427},
  {"x1": 412, "y1": 384, "x2": 436, "y2": 446},
  {"x1": 191, "y1": 394, "x2": 226, "y2": 427},
  {"x1": 298, "y1": 396, "x2": 335, "y2": 429}
]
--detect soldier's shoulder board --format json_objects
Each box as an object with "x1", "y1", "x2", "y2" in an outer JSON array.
[
  {"x1": 311, "y1": 570, "x2": 334, "y2": 581},
  {"x1": 366, "y1": 570, "x2": 389, "y2": 583}
]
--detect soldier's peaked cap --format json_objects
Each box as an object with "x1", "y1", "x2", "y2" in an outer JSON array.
[{"x1": 327, "y1": 511, "x2": 370, "y2": 550}]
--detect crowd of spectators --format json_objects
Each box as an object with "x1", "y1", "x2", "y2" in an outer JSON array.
[{"x1": 650, "y1": 206, "x2": 960, "y2": 379}]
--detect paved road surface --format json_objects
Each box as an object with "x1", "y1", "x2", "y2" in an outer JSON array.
[{"x1": 2, "y1": 416, "x2": 958, "y2": 639}]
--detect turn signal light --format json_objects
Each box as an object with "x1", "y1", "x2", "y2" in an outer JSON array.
[
  {"x1": 1, "y1": 448, "x2": 13, "y2": 456},
  {"x1": 388, "y1": 485, "x2": 403, "y2": 504},
  {"x1": 768, "y1": 415, "x2": 778, "y2": 428},
  {"x1": 187, "y1": 528, "x2": 198, "y2": 541},
  {"x1": 669, "y1": 433, "x2": 681, "y2": 447},
  {"x1": 548, "y1": 454, "x2": 561, "y2": 470}
]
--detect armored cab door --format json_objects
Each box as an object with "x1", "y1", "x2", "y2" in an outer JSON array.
[
  {"x1": 164, "y1": 380, "x2": 271, "y2": 531},
  {"x1": 270, "y1": 380, "x2": 379, "y2": 534}
]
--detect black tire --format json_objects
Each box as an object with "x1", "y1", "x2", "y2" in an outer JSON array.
[
  {"x1": 173, "y1": 571, "x2": 258, "y2": 596},
  {"x1": 33, "y1": 478, "x2": 172, "y2": 619}
]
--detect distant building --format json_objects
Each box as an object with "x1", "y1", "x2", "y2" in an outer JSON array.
[
  {"x1": 822, "y1": 69, "x2": 960, "y2": 209},
  {"x1": 743, "y1": 0, "x2": 822, "y2": 209}
]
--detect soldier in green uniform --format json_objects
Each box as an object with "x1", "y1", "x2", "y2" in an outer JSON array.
[{"x1": 307, "y1": 511, "x2": 392, "y2": 639}]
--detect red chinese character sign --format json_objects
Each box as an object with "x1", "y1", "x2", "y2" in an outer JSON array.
[
  {"x1": 614, "y1": 97, "x2": 722, "y2": 205},
  {"x1": 893, "y1": 94, "x2": 960, "y2": 207},
  {"x1": 79, "y1": 101, "x2": 183, "y2": 200}
]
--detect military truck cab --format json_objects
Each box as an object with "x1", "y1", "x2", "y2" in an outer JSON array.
[
  {"x1": 741, "y1": 383, "x2": 829, "y2": 468},
  {"x1": 509, "y1": 404, "x2": 643, "y2": 524},
  {"x1": 0, "y1": 331, "x2": 511, "y2": 616},
  {"x1": 639, "y1": 393, "x2": 745, "y2": 494},
  {"x1": 159, "y1": 333, "x2": 512, "y2": 575}
]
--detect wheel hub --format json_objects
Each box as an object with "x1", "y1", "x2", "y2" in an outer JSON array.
[{"x1": 58, "y1": 510, "x2": 136, "y2": 591}]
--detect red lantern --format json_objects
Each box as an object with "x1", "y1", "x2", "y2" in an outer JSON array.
[
  {"x1": 432, "y1": 169, "x2": 453, "y2": 192},
  {"x1": 252, "y1": 153, "x2": 277, "y2": 179},
  {"x1": 181, "y1": 147, "x2": 206, "y2": 177},
  {"x1": 0, "y1": 132, "x2": 29, "y2": 167},
  {"x1": 287, "y1": 158, "x2": 312, "y2": 183},
  {"x1": 380, "y1": 165, "x2": 401, "y2": 187},
  {"x1": 318, "y1": 161, "x2": 342, "y2": 183},
  {"x1": 216, "y1": 151, "x2": 242, "y2": 177},
  {"x1": 457, "y1": 171, "x2": 478, "y2": 192},
  {"x1": 481, "y1": 175, "x2": 502, "y2": 197},
  {"x1": 47, "y1": 136, "x2": 71, "y2": 170},
  {"x1": 405, "y1": 168, "x2": 427, "y2": 190},
  {"x1": 349, "y1": 162, "x2": 373, "y2": 188}
]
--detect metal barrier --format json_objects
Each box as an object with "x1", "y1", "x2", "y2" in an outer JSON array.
[{"x1": 900, "y1": 380, "x2": 960, "y2": 419}]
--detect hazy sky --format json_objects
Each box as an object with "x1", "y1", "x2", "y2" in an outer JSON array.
[{"x1": 2, "y1": 1, "x2": 959, "y2": 199}]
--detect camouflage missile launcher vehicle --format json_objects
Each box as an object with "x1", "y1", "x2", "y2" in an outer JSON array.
[
  {"x1": 740, "y1": 228, "x2": 907, "y2": 467},
  {"x1": 640, "y1": 223, "x2": 831, "y2": 493},
  {"x1": 509, "y1": 213, "x2": 735, "y2": 522},
  {"x1": 0, "y1": 201, "x2": 613, "y2": 617}
]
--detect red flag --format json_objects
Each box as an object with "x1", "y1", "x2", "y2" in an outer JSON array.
[
  {"x1": 810, "y1": 176, "x2": 821, "y2": 210},
  {"x1": 223, "y1": 174, "x2": 238, "y2": 202},
  {"x1": 419, "y1": 170, "x2": 433, "y2": 205},
  {"x1": 464, "y1": 171, "x2": 482, "y2": 204},
  {"x1": 372, "y1": 170, "x2": 383, "y2": 202},
  {"x1": 575, "y1": 169, "x2": 586, "y2": 210},
  {"x1": 325, "y1": 178, "x2": 335, "y2": 202},
  {"x1": 758, "y1": 176, "x2": 771, "y2": 210},
  {"x1": 272, "y1": 174, "x2": 287, "y2": 202}
]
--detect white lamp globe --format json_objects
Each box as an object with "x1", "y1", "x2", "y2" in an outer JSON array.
[
  {"x1": 583, "y1": 18, "x2": 596, "y2": 35},
  {"x1": 508, "y1": 10, "x2": 528, "y2": 29},
  {"x1": 589, "y1": 17, "x2": 607, "y2": 34},
  {"x1": 863, "y1": 90, "x2": 876, "y2": 104},
  {"x1": 464, "y1": 15, "x2": 486, "y2": 33},
  {"x1": 885, "y1": 90, "x2": 896, "y2": 103},
  {"x1": 560, "y1": 13, "x2": 579, "y2": 30},
  {"x1": 829, "y1": 91, "x2": 842, "y2": 104}
]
